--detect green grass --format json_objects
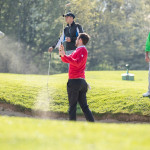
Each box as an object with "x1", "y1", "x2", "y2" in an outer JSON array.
[
  {"x1": 0, "y1": 71, "x2": 150, "y2": 115},
  {"x1": 0, "y1": 116, "x2": 150, "y2": 150}
]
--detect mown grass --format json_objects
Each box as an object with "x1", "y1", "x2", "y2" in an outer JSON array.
[
  {"x1": 0, "y1": 116, "x2": 150, "y2": 150},
  {"x1": 0, "y1": 71, "x2": 150, "y2": 115}
]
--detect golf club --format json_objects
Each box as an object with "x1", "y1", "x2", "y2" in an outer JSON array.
[{"x1": 47, "y1": 52, "x2": 51, "y2": 101}]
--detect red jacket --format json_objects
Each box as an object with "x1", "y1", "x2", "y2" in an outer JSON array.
[{"x1": 61, "y1": 46, "x2": 88, "y2": 79}]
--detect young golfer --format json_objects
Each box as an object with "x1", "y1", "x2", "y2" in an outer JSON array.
[{"x1": 59, "y1": 33, "x2": 94, "y2": 122}]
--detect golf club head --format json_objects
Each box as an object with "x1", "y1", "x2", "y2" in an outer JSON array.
[{"x1": 0, "y1": 31, "x2": 5, "y2": 39}]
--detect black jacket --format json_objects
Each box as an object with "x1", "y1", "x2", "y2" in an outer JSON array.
[{"x1": 52, "y1": 21, "x2": 83, "y2": 51}]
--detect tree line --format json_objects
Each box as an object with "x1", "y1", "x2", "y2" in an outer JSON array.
[{"x1": 0, "y1": 0, "x2": 150, "y2": 74}]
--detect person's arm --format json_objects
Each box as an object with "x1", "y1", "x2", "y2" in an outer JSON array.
[
  {"x1": 70, "y1": 24, "x2": 84, "y2": 43},
  {"x1": 59, "y1": 45, "x2": 87, "y2": 67},
  {"x1": 59, "y1": 44, "x2": 70, "y2": 63},
  {"x1": 62, "y1": 53, "x2": 86, "y2": 67},
  {"x1": 61, "y1": 56, "x2": 70, "y2": 63},
  {"x1": 145, "y1": 33, "x2": 150, "y2": 62},
  {"x1": 62, "y1": 51, "x2": 87, "y2": 67}
]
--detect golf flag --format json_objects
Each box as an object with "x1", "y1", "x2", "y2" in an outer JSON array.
[
  {"x1": 55, "y1": 31, "x2": 65, "y2": 49},
  {"x1": 145, "y1": 32, "x2": 150, "y2": 52}
]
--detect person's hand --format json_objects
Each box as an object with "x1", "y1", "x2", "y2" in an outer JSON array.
[
  {"x1": 145, "y1": 56, "x2": 150, "y2": 63},
  {"x1": 65, "y1": 37, "x2": 71, "y2": 42},
  {"x1": 48, "y1": 47, "x2": 53, "y2": 53},
  {"x1": 59, "y1": 44, "x2": 65, "y2": 57}
]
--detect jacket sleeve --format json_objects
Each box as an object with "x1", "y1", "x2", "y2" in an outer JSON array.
[
  {"x1": 61, "y1": 49, "x2": 87, "y2": 67},
  {"x1": 71, "y1": 24, "x2": 84, "y2": 43},
  {"x1": 61, "y1": 56, "x2": 69, "y2": 63},
  {"x1": 145, "y1": 32, "x2": 150, "y2": 52},
  {"x1": 52, "y1": 30, "x2": 65, "y2": 49},
  {"x1": 61, "y1": 51, "x2": 75, "y2": 63}
]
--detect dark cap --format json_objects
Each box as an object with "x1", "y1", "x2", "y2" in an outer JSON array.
[{"x1": 63, "y1": 12, "x2": 75, "y2": 19}]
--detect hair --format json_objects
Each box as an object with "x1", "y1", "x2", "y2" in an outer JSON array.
[{"x1": 78, "y1": 33, "x2": 90, "y2": 45}]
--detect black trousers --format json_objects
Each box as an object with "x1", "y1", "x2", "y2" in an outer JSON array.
[{"x1": 67, "y1": 79, "x2": 94, "y2": 122}]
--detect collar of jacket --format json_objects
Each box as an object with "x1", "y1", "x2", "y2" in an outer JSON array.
[{"x1": 67, "y1": 21, "x2": 75, "y2": 27}]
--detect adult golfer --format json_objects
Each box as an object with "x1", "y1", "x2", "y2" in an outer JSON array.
[
  {"x1": 59, "y1": 33, "x2": 94, "y2": 122},
  {"x1": 48, "y1": 12, "x2": 83, "y2": 55},
  {"x1": 143, "y1": 32, "x2": 150, "y2": 97}
]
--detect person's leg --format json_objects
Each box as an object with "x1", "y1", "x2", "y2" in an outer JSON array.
[
  {"x1": 67, "y1": 80, "x2": 79, "y2": 121},
  {"x1": 148, "y1": 62, "x2": 150, "y2": 92},
  {"x1": 78, "y1": 80, "x2": 94, "y2": 122},
  {"x1": 143, "y1": 62, "x2": 150, "y2": 97}
]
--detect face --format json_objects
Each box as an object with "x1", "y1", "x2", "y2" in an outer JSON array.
[{"x1": 65, "y1": 16, "x2": 73, "y2": 24}]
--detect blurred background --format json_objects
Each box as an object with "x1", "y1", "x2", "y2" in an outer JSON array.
[{"x1": 0, "y1": 0, "x2": 150, "y2": 74}]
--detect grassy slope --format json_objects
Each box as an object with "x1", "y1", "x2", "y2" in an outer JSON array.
[
  {"x1": 0, "y1": 116, "x2": 150, "y2": 150},
  {"x1": 0, "y1": 71, "x2": 150, "y2": 115}
]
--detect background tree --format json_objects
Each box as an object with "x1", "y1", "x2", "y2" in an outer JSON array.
[{"x1": 0, "y1": 0, "x2": 150, "y2": 74}]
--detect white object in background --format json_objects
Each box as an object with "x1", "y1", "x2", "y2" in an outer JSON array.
[
  {"x1": 0, "y1": 31, "x2": 5, "y2": 39},
  {"x1": 121, "y1": 73, "x2": 134, "y2": 77},
  {"x1": 143, "y1": 91, "x2": 150, "y2": 97},
  {"x1": 87, "y1": 83, "x2": 91, "y2": 91}
]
